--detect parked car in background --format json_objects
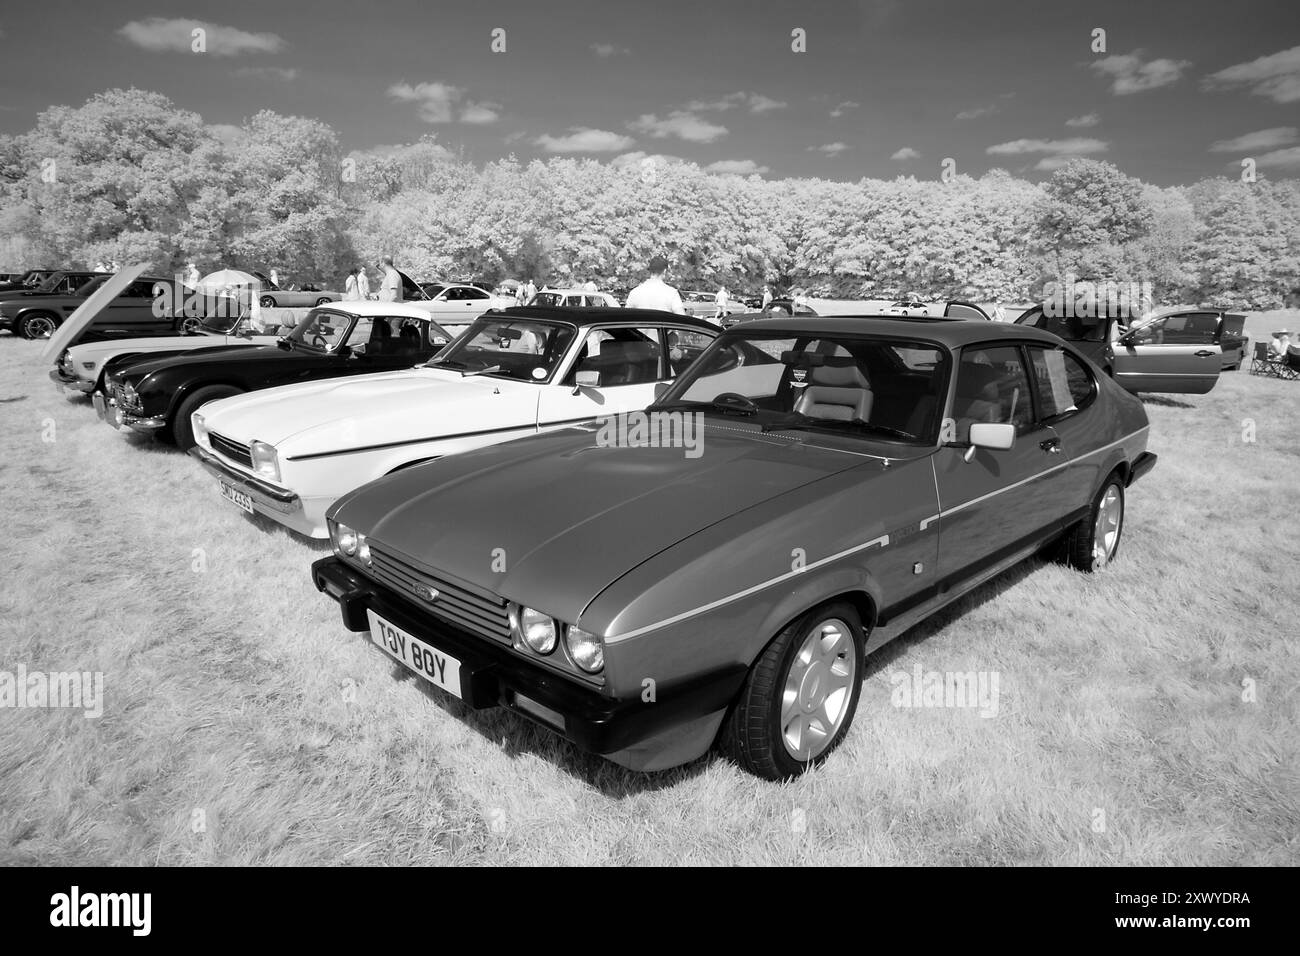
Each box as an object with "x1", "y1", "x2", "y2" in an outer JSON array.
[
  {"x1": 50, "y1": 312, "x2": 282, "y2": 395},
  {"x1": 0, "y1": 269, "x2": 57, "y2": 294},
  {"x1": 0, "y1": 270, "x2": 106, "y2": 309},
  {"x1": 408, "y1": 282, "x2": 513, "y2": 329},
  {"x1": 99, "y1": 302, "x2": 452, "y2": 449},
  {"x1": 885, "y1": 294, "x2": 931, "y2": 316},
  {"x1": 191, "y1": 307, "x2": 721, "y2": 538},
  {"x1": 1014, "y1": 305, "x2": 1227, "y2": 393},
  {"x1": 0, "y1": 274, "x2": 186, "y2": 339},
  {"x1": 681, "y1": 290, "x2": 742, "y2": 319},
  {"x1": 250, "y1": 271, "x2": 341, "y2": 308},
  {"x1": 529, "y1": 288, "x2": 621, "y2": 308},
  {"x1": 313, "y1": 315, "x2": 1155, "y2": 778}
]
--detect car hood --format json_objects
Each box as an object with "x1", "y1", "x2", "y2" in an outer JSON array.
[
  {"x1": 201, "y1": 367, "x2": 540, "y2": 451},
  {"x1": 113, "y1": 342, "x2": 322, "y2": 381},
  {"x1": 337, "y1": 425, "x2": 871, "y2": 622}
]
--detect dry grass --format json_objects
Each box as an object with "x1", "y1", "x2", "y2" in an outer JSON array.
[{"x1": 0, "y1": 318, "x2": 1297, "y2": 866}]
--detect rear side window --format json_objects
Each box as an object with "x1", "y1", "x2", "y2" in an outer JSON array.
[{"x1": 1027, "y1": 346, "x2": 1095, "y2": 419}]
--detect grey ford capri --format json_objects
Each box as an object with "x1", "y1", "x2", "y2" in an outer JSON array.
[{"x1": 312, "y1": 315, "x2": 1156, "y2": 779}]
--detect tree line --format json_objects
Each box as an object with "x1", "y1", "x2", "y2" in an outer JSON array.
[{"x1": 1, "y1": 88, "x2": 1297, "y2": 308}]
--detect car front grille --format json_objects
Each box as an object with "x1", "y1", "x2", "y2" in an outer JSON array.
[
  {"x1": 209, "y1": 431, "x2": 253, "y2": 469},
  {"x1": 368, "y1": 544, "x2": 511, "y2": 645}
]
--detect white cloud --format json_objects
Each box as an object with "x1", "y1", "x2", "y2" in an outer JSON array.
[
  {"x1": 986, "y1": 137, "x2": 1109, "y2": 156},
  {"x1": 1089, "y1": 50, "x2": 1190, "y2": 94},
  {"x1": 388, "y1": 82, "x2": 498, "y2": 124},
  {"x1": 610, "y1": 151, "x2": 688, "y2": 168},
  {"x1": 1065, "y1": 112, "x2": 1099, "y2": 127},
  {"x1": 1255, "y1": 146, "x2": 1300, "y2": 169},
  {"x1": 234, "y1": 66, "x2": 298, "y2": 81},
  {"x1": 890, "y1": 147, "x2": 920, "y2": 161},
  {"x1": 1209, "y1": 127, "x2": 1298, "y2": 152},
  {"x1": 830, "y1": 100, "x2": 860, "y2": 118},
  {"x1": 535, "y1": 127, "x2": 636, "y2": 153},
  {"x1": 629, "y1": 111, "x2": 728, "y2": 143},
  {"x1": 705, "y1": 159, "x2": 769, "y2": 175},
  {"x1": 118, "y1": 17, "x2": 284, "y2": 56},
  {"x1": 591, "y1": 43, "x2": 630, "y2": 57},
  {"x1": 1205, "y1": 45, "x2": 1300, "y2": 103},
  {"x1": 956, "y1": 103, "x2": 999, "y2": 121},
  {"x1": 809, "y1": 142, "x2": 850, "y2": 157},
  {"x1": 683, "y1": 92, "x2": 787, "y2": 114},
  {"x1": 460, "y1": 102, "x2": 501, "y2": 124}
]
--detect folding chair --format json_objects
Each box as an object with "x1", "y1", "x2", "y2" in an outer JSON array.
[
  {"x1": 1250, "y1": 342, "x2": 1279, "y2": 377},
  {"x1": 1286, "y1": 351, "x2": 1300, "y2": 382}
]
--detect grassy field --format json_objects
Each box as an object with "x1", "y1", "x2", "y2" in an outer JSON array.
[{"x1": 1, "y1": 316, "x2": 1297, "y2": 866}]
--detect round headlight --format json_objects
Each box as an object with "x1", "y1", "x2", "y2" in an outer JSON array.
[
  {"x1": 336, "y1": 523, "x2": 358, "y2": 556},
  {"x1": 565, "y1": 625, "x2": 604, "y2": 673},
  {"x1": 520, "y1": 607, "x2": 557, "y2": 655}
]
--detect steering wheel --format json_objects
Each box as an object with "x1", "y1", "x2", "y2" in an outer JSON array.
[
  {"x1": 712, "y1": 392, "x2": 758, "y2": 413},
  {"x1": 310, "y1": 333, "x2": 328, "y2": 348}
]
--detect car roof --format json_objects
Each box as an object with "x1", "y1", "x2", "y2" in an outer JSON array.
[
  {"x1": 491, "y1": 305, "x2": 719, "y2": 331},
  {"x1": 724, "y1": 314, "x2": 1066, "y2": 347},
  {"x1": 315, "y1": 301, "x2": 445, "y2": 319},
  {"x1": 534, "y1": 288, "x2": 615, "y2": 297}
]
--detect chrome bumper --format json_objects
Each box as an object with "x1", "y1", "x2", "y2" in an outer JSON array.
[
  {"x1": 94, "y1": 391, "x2": 164, "y2": 430},
  {"x1": 189, "y1": 446, "x2": 302, "y2": 515},
  {"x1": 48, "y1": 368, "x2": 94, "y2": 394}
]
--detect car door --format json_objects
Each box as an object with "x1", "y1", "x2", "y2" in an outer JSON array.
[
  {"x1": 535, "y1": 325, "x2": 688, "y2": 426},
  {"x1": 1111, "y1": 313, "x2": 1220, "y2": 393},
  {"x1": 931, "y1": 343, "x2": 1078, "y2": 587},
  {"x1": 1218, "y1": 313, "x2": 1246, "y2": 368},
  {"x1": 1022, "y1": 343, "x2": 1105, "y2": 514},
  {"x1": 100, "y1": 279, "x2": 170, "y2": 331}
]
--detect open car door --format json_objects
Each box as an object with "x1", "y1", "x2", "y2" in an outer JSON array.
[
  {"x1": 1111, "y1": 313, "x2": 1221, "y2": 394},
  {"x1": 943, "y1": 301, "x2": 991, "y2": 321}
]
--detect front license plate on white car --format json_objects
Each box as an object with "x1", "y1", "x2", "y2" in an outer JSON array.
[
  {"x1": 366, "y1": 610, "x2": 463, "y2": 699},
  {"x1": 219, "y1": 481, "x2": 254, "y2": 514}
]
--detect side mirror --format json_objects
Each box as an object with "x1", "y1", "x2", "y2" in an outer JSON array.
[
  {"x1": 275, "y1": 337, "x2": 291, "y2": 351},
  {"x1": 653, "y1": 382, "x2": 671, "y2": 400},
  {"x1": 964, "y1": 422, "x2": 1015, "y2": 462},
  {"x1": 575, "y1": 370, "x2": 600, "y2": 389}
]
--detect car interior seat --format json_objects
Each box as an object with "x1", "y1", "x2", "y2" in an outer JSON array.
[
  {"x1": 793, "y1": 361, "x2": 873, "y2": 421},
  {"x1": 953, "y1": 364, "x2": 1004, "y2": 438}
]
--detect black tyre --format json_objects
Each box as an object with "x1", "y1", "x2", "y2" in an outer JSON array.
[
  {"x1": 259, "y1": 295, "x2": 276, "y2": 308},
  {"x1": 17, "y1": 312, "x2": 59, "y2": 339},
  {"x1": 718, "y1": 600, "x2": 865, "y2": 780},
  {"x1": 171, "y1": 385, "x2": 242, "y2": 450},
  {"x1": 1062, "y1": 474, "x2": 1125, "y2": 572},
  {"x1": 176, "y1": 316, "x2": 204, "y2": 333},
  {"x1": 315, "y1": 296, "x2": 332, "y2": 306}
]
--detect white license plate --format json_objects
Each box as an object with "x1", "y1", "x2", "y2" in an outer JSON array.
[
  {"x1": 219, "y1": 481, "x2": 254, "y2": 514},
  {"x1": 366, "y1": 610, "x2": 463, "y2": 698}
]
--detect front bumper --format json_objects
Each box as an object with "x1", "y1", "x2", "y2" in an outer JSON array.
[
  {"x1": 189, "y1": 445, "x2": 302, "y2": 516},
  {"x1": 312, "y1": 556, "x2": 744, "y2": 759},
  {"x1": 48, "y1": 368, "x2": 95, "y2": 394},
  {"x1": 97, "y1": 385, "x2": 165, "y2": 431}
]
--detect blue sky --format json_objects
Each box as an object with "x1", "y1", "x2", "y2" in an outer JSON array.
[{"x1": 1, "y1": 0, "x2": 1298, "y2": 184}]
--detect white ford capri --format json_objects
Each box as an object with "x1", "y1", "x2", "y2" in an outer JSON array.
[{"x1": 189, "y1": 307, "x2": 721, "y2": 537}]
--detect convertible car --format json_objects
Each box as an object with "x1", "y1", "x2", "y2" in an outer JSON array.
[
  {"x1": 189, "y1": 307, "x2": 720, "y2": 538},
  {"x1": 313, "y1": 315, "x2": 1155, "y2": 779},
  {"x1": 99, "y1": 302, "x2": 451, "y2": 449}
]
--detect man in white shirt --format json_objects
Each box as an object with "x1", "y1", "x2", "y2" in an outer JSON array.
[
  {"x1": 356, "y1": 266, "x2": 371, "y2": 300},
  {"x1": 378, "y1": 257, "x2": 401, "y2": 302},
  {"x1": 714, "y1": 285, "x2": 729, "y2": 321},
  {"x1": 761, "y1": 285, "x2": 773, "y2": 311},
  {"x1": 625, "y1": 256, "x2": 686, "y2": 315},
  {"x1": 344, "y1": 268, "x2": 359, "y2": 301},
  {"x1": 524, "y1": 279, "x2": 536, "y2": 303}
]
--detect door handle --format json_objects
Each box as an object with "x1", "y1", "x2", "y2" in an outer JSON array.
[
  {"x1": 1194, "y1": 349, "x2": 1216, "y2": 357},
  {"x1": 1039, "y1": 437, "x2": 1061, "y2": 454}
]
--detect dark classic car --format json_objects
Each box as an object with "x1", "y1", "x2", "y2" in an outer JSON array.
[
  {"x1": 99, "y1": 302, "x2": 452, "y2": 449},
  {"x1": 1014, "y1": 305, "x2": 1237, "y2": 393},
  {"x1": 313, "y1": 315, "x2": 1155, "y2": 779},
  {"x1": 0, "y1": 274, "x2": 188, "y2": 339},
  {"x1": 0, "y1": 269, "x2": 57, "y2": 294},
  {"x1": 0, "y1": 269, "x2": 104, "y2": 305}
]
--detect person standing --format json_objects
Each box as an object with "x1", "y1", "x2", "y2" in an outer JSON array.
[
  {"x1": 524, "y1": 278, "x2": 536, "y2": 303},
  {"x1": 269, "y1": 268, "x2": 280, "y2": 288},
  {"x1": 344, "y1": 268, "x2": 360, "y2": 301},
  {"x1": 625, "y1": 256, "x2": 686, "y2": 314},
  {"x1": 761, "y1": 284, "x2": 773, "y2": 311},
  {"x1": 184, "y1": 261, "x2": 201, "y2": 288},
  {"x1": 378, "y1": 257, "x2": 402, "y2": 302},
  {"x1": 356, "y1": 265, "x2": 372, "y2": 300},
  {"x1": 714, "y1": 284, "x2": 729, "y2": 322}
]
